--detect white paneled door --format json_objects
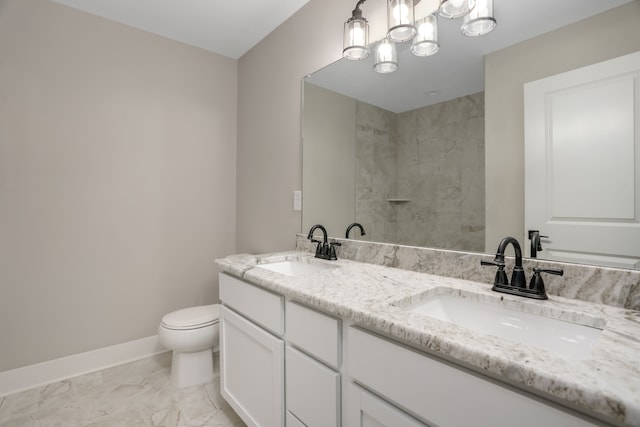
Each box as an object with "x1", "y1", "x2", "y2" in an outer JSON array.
[{"x1": 525, "y1": 51, "x2": 640, "y2": 268}]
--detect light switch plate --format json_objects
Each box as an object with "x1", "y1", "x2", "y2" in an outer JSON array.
[{"x1": 293, "y1": 190, "x2": 302, "y2": 211}]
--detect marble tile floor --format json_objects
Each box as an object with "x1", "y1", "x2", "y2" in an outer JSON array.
[{"x1": 0, "y1": 352, "x2": 246, "y2": 427}]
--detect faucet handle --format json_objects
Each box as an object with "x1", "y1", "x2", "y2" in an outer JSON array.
[
  {"x1": 329, "y1": 241, "x2": 342, "y2": 260},
  {"x1": 536, "y1": 235, "x2": 549, "y2": 251},
  {"x1": 481, "y1": 260, "x2": 508, "y2": 285},
  {"x1": 528, "y1": 230, "x2": 549, "y2": 253},
  {"x1": 310, "y1": 239, "x2": 322, "y2": 256},
  {"x1": 536, "y1": 267, "x2": 564, "y2": 275},
  {"x1": 481, "y1": 260, "x2": 504, "y2": 268},
  {"x1": 529, "y1": 267, "x2": 564, "y2": 294}
]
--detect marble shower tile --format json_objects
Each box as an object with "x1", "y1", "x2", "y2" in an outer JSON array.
[{"x1": 352, "y1": 91, "x2": 492, "y2": 266}]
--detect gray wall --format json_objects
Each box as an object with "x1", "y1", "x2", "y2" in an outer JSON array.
[
  {"x1": 484, "y1": 2, "x2": 640, "y2": 252},
  {"x1": 236, "y1": 0, "x2": 387, "y2": 254},
  {"x1": 0, "y1": 0, "x2": 237, "y2": 371},
  {"x1": 302, "y1": 84, "x2": 356, "y2": 237}
]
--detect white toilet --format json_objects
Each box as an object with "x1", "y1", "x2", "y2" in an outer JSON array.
[{"x1": 158, "y1": 304, "x2": 220, "y2": 388}]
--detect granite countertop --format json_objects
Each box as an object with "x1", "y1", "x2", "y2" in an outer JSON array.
[{"x1": 216, "y1": 251, "x2": 640, "y2": 426}]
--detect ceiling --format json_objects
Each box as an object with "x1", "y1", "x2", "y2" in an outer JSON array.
[
  {"x1": 306, "y1": 0, "x2": 632, "y2": 113},
  {"x1": 50, "y1": 0, "x2": 310, "y2": 59},
  {"x1": 49, "y1": 0, "x2": 632, "y2": 106}
]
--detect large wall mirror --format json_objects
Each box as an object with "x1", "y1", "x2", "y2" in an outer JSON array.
[{"x1": 302, "y1": 0, "x2": 640, "y2": 269}]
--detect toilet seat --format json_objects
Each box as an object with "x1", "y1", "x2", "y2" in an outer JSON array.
[{"x1": 161, "y1": 304, "x2": 220, "y2": 330}]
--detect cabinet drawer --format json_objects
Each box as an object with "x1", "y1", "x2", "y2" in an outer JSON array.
[
  {"x1": 286, "y1": 301, "x2": 341, "y2": 369},
  {"x1": 220, "y1": 273, "x2": 284, "y2": 335},
  {"x1": 286, "y1": 346, "x2": 340, "y2": 427},
  {"x1": 348, "y1": 327, "x2": 599, "y2": 427}
]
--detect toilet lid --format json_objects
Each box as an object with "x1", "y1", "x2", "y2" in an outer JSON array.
[{"x1": 161, "y1": 304, "x2": 220, "y2": 330}]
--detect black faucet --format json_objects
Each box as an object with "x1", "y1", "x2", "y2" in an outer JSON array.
[
  {"x1": 482, "y1": 236, "x2": 526, "y2": 288},
  {"x1": 307, "y1": 224, "x2": 340, "y2": 260},
  {"x1": 528, "y1": 230, "x2": 548, "y2": 258},
  {"x1": 345, "y1": 223, "x2": 366, "y2": 239},
  {"x1": 481, "y1": 236, "x2": 559, "y2": 300}
]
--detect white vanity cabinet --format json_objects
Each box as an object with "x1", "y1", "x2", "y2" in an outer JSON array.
[
  {"x1": 219, "y1": 273, "x2": 285, "y2": 427},
  {"x1": 219, "y1": 274, "x2": 342, "y2": 427},
  {"x1": 219, "y1": 271, "x2": 605, "y2": 427},
  {"x1": 347, "y1": 327, "x2": 601, "y2": 427}
]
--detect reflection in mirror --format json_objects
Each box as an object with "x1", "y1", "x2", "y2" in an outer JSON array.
[
  {"x1": 304, "y1": 81, "x2": 485, "y2": 250},
  {"x1": 302, "y1": 0, "x2": 640, "y2": 269}
]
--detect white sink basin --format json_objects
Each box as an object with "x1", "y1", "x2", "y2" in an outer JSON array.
[
  {"x1": 255, "y1": 260, "x2": 337, "y2": 276},
  {"x1": 401, "y1": 288, "x2": 604, "y2": 359}
]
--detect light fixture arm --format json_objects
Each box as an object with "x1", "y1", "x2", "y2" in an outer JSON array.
[{"x1": 349, "y1": 0, "x2": 368, "y2": 22}]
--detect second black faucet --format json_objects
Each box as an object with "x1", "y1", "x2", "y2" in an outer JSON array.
[
  {"x1": 307, "y1": 224, "x2": 341, "y2": 260},
  {"x1": 346, "y1": 222, "x2": 366, "y2": 239}
]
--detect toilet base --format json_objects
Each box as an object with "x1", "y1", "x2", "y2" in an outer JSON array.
[{"x1": 170, "y1": 348, "x2": 214, "y2": 388}]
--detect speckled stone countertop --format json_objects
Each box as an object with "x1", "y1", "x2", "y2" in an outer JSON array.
[{"x1": 216, "y1": 251, "x2": 640, "y2": 426}]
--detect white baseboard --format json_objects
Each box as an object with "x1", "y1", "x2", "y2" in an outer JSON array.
[{"x1": 0, "y1": 335, "x2": 167, "y2": 397}]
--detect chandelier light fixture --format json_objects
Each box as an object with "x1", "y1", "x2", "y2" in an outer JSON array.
[
  {"x1": 439, "y1": 0, "x2": 475, "y2": 19},
  {"x1": 373, "y1": 38, "x2": 399, "y2": 73},
  {"x1": 461, "y1": 0, "x2": 496, "y2": 36},
  {"x1": 343, "y1": 0, "x2": 497, "y2": 73},
  {"x1": 343, "y1": 0, "x2": 370, "y2": 60},
  {"x1": 387, "y1": 0, "x2": 417, "y2": 42},
  {"x1": 411, "y1": 13, "x2": 439, "y2": 57}
]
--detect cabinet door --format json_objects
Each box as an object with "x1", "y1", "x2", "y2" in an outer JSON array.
[
  {"x1": 220, "y1": 305, "x2": 284, "y2": 427},
  {"x1": 348, "y1": 327, "x2": 601, "y2": 427},
  {"x1": 286, "y1": 346, "x2": 340, "y2": 427},
  {"x1": 347, "y1": 383, "x2": 427, "y2": 427}
]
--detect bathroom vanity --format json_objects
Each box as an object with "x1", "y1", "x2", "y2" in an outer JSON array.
[{"x1": 216, "y1": 251, "x2": 640, "y2": 427}]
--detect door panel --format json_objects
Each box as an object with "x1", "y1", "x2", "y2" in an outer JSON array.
[{"x1": 525, "y1": 51, "x2": 640, "y2": 268}]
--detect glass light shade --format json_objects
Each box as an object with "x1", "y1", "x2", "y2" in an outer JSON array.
[
  {"x1": 387, "y1": 0, "x2": 416, "y2": 42},
  {"x1": 461, "y1": 0, "x2": 495, "y2": 36},
  {"x1": 343, "y1": 17, "x2": 370, "y2": 60},
  {"x1": 439, "y1": 0, "x2": 476, "y2": 19},
  {"x1": 411, "y1": 14, "x2": 439, "y2": 57},
  {"x1": 373, "y1": 39, "x2": 398, "y2": 73}
]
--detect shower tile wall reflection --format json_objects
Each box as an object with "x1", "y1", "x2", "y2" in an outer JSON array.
[
  {"x1": 355, "y1": 92, "x2": 485, "y2": 251},
  {"x1": 355, "y1": 102, "x2": 398, "y2": 244}
]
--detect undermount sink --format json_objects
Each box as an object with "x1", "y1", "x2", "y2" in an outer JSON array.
[
  {"x1": 399, "y1": 287, "x2": 605, "y2": 359},
  {"x1": 255, "y1": 259, "x2": 337, "y2": 276}
]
